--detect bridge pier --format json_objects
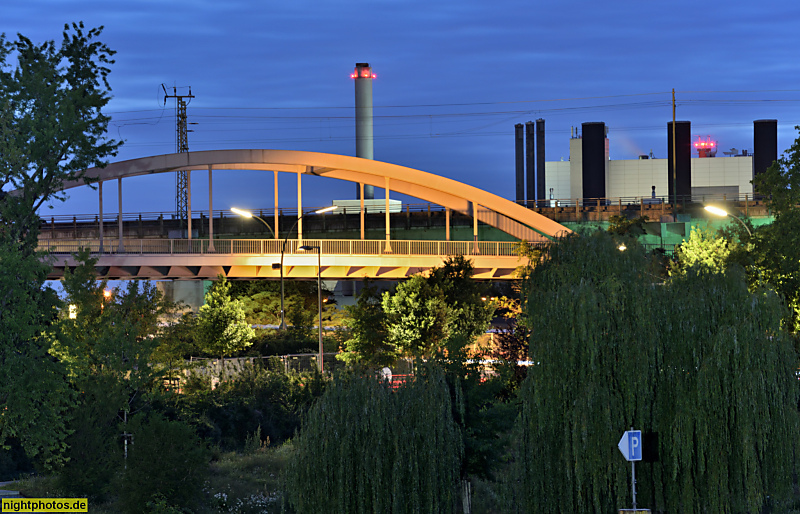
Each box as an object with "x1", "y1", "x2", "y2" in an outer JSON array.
[
  {"x1": 98, "y1": 180, "x2": 104, "y2": 253},
  {"x1": 208, "y1": 165, "x2": 216, "y2": 252}
]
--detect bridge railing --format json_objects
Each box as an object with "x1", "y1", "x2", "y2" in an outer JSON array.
[{"x1": 40, "y1": 238, "x2": 534, "y2": 258}]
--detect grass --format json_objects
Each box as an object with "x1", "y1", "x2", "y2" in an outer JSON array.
[
  {"x1": 199, "y1": 442, "x2": 292, "y2": 513},
  {"x1": 1, "y1": 442, "x2": 294, "y2": 513}
]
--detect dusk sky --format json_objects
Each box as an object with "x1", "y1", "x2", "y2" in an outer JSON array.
[{"x1": 5, "y1": 0, "x2": 800, "y2": 218}]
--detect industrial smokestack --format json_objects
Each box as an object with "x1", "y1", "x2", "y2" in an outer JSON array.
[
  {"x1": 353, "y1": 63, "x2": 375, "y2": 199},
  {"x1": 525, "y1": 122, "x2": 535, "y2": 207},
  {"x1": 515, "y1": 124, "x2": 524, "y2": 204},
  {"x1": 582, "y1": 122, "x2": 606, "y2": 201},
  {"x1": 667, "y1": 121, "x2": 691, "y2": 203},
  {"x1": 754, "y1": 119, "x2": 778, "y2": 177},
  {"x1": 536, "y1": 119, "x2": 545, "y2": 206}
]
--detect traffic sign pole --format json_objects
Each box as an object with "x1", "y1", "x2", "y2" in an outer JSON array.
[
  {"x1": 618, "y1": 428, "x2": 642, "y2": 511},
  {"x1": 631, "y1": 427, "x2": 637, "y2": 511}
]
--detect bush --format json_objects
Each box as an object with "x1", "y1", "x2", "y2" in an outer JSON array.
[
  {"x1": 165, "y1": 363, "x2": 325, "y2": 451},
  {"x1": 117, "y1": 413, "x2": 209, "y2": 513},
  {"x1": 58, "y1": 376, "x2": 126, "y2": 502}
]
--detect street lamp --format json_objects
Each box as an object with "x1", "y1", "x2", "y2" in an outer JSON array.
[
  {"x1": 232, "y1": 205, "x2": 336, "y2": 330},
  {"x1": 704, "y1": 205, "x2": 752, "y2": 237},
  {"x1": 300, "y1": 244, "x2": 324, "y2": 373},
  {"x1": 230, "y1": 208, "x2": 276, "y2": 238}
]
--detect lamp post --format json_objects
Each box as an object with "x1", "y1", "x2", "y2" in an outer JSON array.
[
  {"x1": 231, "y1": 208, "x2": 276, "y2": 238},
  {"x1": 704, "y1": 205, "x2": 752, "y2": 237},
  {"x1": 233, "y1": 205, "x2": 335, "y2": 330},
  {"x1": 300, "y1": 244, "x2": 323, "y2": 373}
]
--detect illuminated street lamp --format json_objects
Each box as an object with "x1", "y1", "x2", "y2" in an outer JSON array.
[
  {"x1": 300, "y1": 244, "x2": 324, "y2": 373},
  {"x1": 232, "y1": 205, "x2": 336, "y2": 330},
  {"x1": 230, "y1": 208, "x2": 276, "y2": 238},
  {"x1": 704, "y1": 205, "x2": 752, "y2": 237}
]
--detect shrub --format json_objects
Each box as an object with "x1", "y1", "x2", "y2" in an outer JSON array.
[{"x1": 117, "y1": 413, "x2": 209, "y2": 513}]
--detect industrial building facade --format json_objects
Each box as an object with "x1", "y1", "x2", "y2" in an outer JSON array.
[{"x1": 515, "y1": 119, "x2": 778, "y2": 205}]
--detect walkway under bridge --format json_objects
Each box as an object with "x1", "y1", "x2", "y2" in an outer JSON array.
[{"x1": 43, "y1": 238, "x2": 532, "y2": 281}]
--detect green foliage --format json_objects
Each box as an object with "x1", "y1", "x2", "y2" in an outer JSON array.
[
  {"x1": 340, "y1": 256, "x2": 492, "y2": 365},
  {"x1": 285, "y1": 366, "x2": 462, "y2": 514},
  {"x1": 338, "y1": 280, "x2": 396, "y2": 367},
  {"x1": 197, "y1": 276, "x2": 255, "y2": 358},
  {"x1": 751, "y1": 209, "x2": 800, "y2": 332},
  {"x1": 117, "y1": 412, "x2": 209, "y2": 514},
  {"x1": 57, "y1": 375, "x2": 124, "y2": 502},
  {"x1": 511, "y1": 231, "x2": 799, "y2": 513},
  {"x1": 671, "y1": 225, "x2": 732, "y2": 275},
  {"x1": 0, "y1": 23, "x2": 120, "y2": 242},
  {"x1": 0, "y1": 231, "x2": 72, "y2": 472},
  {"x1": 0, "y1": 22, "x2": 120, "y2": 476},
  {"x1": 382, "y1": 275, "x2": 450, "y2": 359},
  {"x1": 751, "y1": 126, "x2": 800, "y2": 331},
  {"x1": 607, "y1": 214, "x2": 649, "y2": 236},
  {"x1": 428, "y1": 255, "x2": 494, "y2": 343},
  {"x1": 229, "y1": 279, "x2": 344, "y2": 328},
  {"x1": 163, "y1": 362, "x2": 325, "y2": 451}
]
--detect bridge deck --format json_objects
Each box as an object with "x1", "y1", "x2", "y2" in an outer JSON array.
[{"x1": 42, "y1": 239, "x2": 536, "y2": 280}]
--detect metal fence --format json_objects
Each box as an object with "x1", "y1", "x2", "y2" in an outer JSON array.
[{"x1": 38, "y1": 238, "x2": 532, "y2": 257}]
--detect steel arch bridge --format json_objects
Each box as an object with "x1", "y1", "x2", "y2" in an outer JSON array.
[{"x1": 44, "y1": 149, "x2": 570, "y2": 280}]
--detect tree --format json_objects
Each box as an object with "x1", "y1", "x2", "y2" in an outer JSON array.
[
  {"x1": 510, "y1": 231, "x2": 798, "y2": 513},
  {"x1": 382, "y1": 274, "x2": 450, "y2": 359},
  {"x1": 338, "y1": 280, "x2": 396, "y2": 367},
  {"x1": 286, "y1": 366, "x2": 462, "y2": 514},
  {"x1": 196, "y1": 276, "x2": 255, "y2": 359},
  {"x1": 0, "y1": 23, "x2": 120, "y2": 471},
  {"x1": 0, "y1": 23, "x2": 120, "y2": 246},
  {"x1": 670, "y1": 225, "x2": 732, "y2": 275},
  {"x1": 427, "y1": 254, "x2": 494, "y2": 344},
  {"x1": 51, "y1": 251, "x2": 196, "y2": 499},
  {"x1": 751, "y1": 128, "x2": 800, "y2": 331},
  {"x1": 607, "y1": 214, "x2": 649, "y2": 236}
]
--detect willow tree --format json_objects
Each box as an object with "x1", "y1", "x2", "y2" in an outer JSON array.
[
  {"x1": 286, "y1": 366, "x2": 463, "y2": 514},
  {"x1": 512, "y1": 231, "x2": 798, "y2": 514}
]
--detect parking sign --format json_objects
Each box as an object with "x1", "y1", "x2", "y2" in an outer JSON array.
[{"x1": 618, "y1": 430, "x2": 642, "y2": 461}]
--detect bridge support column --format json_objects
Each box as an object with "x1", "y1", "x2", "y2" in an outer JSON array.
[
  {"x1": 118, "y1": 178, "x2": 124, "y2": 253},
  {"x1": 297, "y1": 171, "x2": 303, "y2": 244},
  {"x1": 360, "y1": 183, "x2": 365, "y2": 240},
  {"x1": 473, "y1": 201, "x2": 480, "y2": 254},
  {"x1": 446, "y1": 208, "x2": 450, "y2": 241},
  {"x1": 187, "y1": 170, "x2": 192, "y2": 241},
  {"x1": 274, "y1": 171, "x2": 279, "y2": 240},
  {"x1": 208, "y1": 165, "x2": 215, "y2": 252},
  {"x1": 384, "y1": 177, "x2": 392, "y2": 253},
  {"x1": 98, "y1": 180, "x2": 104, "y2": 254}
]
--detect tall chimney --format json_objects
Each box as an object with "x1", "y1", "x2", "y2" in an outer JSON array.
[
  {"x1": 754, "y1": 119, "x2": 778, "y2": 177},
  {"x1": 582, "y1": 122, "x2": 606, "y2": 201},
  {"x1": 667, "y1": 121, "x2": 691, "y2": 202},
  {"x1": 353, "y1": 63, "x2": 374, "y2": 199},
  {"x1": 525, "y1": 121, "x2": 535, "y2": 207},
  {"x1": 515, "y1": 124, "x2": 525, "y2": 204},
  {"x1": 536, "y1": 118, "x2": 546, "y2": 206}
]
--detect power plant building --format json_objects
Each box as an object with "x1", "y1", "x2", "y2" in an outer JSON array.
[{"x1": 516, "y1": 120, "x2": 777, "y2": 204}]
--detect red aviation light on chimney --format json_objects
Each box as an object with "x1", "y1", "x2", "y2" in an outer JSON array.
[
  {"x1": 694, "y1": 136, "x2": 718, "y2": 158},
  {"x1": 353, "y1": 63, "x2": 374, "y2": 79}
]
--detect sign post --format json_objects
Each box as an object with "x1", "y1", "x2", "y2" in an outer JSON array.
[{"x1": 618, "y1": 428, "x2": 642, "y2": 511}]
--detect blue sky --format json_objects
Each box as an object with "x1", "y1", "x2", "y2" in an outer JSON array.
[{"x1": 5, "y1": 0, "x2": 800, "y2": 217}]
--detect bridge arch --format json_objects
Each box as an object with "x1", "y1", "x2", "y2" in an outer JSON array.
[{"x1": 64, "y1": 149, "x2": 570, "y2": 241}]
